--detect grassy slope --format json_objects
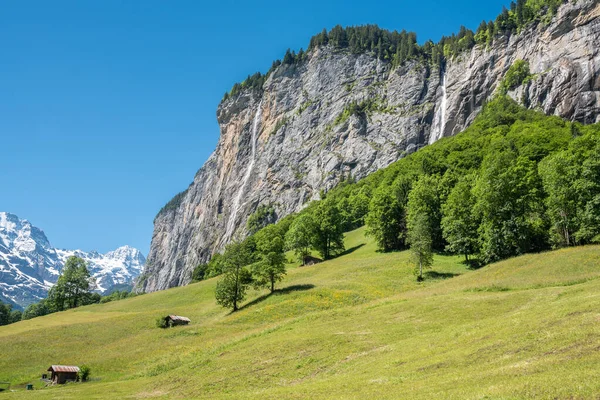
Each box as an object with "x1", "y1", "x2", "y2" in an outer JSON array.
[{"x1": 1, "y1": 228, "x2": 600, "y2": 399}]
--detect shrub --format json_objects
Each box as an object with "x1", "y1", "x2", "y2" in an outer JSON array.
[
  {"x1": 247, "y1": 204, "x2": 277, "y2": 234},
  {"x1": 499, "y1": 60, "x2": 531, "y2": 94},
  {"x1": 155, "y1": 316, "x2": 168, "y2": 329},
  {"x1": 79, "y1": 365, "x2": 91, "y2": 382},
  {"x1": 191, "y1": 263, "x2": 208, "y2": 282}
]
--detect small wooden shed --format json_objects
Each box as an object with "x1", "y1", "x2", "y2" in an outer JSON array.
[
  {"x1": 165, "y1": 315, "x2": 190, "y2": 327},
  {"x1": 303, "y1": 255, "x2": 322, "y2": 266},
  {"x1": 47, "y1": 365, "x2": 79, "y2": 384}
]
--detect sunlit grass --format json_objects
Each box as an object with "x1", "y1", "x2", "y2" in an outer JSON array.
[{"x1": 1, "y1": 227, "x2": 599, "y2": 399}]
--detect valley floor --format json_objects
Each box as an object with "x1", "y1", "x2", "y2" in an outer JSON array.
[{"x1": 1, "y1": 228, "x2": 600, "y2": 399}]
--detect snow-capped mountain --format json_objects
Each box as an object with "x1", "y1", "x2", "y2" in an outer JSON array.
[
  {"x1": 0, "y1": 212, "x2": 145, "y2": 309},
  {"x1": 54, "y1": 245, "x2": 146, "y2": 293}
]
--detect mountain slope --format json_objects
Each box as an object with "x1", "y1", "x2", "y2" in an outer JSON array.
[
  {"x1": 0, "y1": 212, "x2": 145, "y2": 308},
  {"x1": 142, "y1": 0, "x2": 600, "y2": 292},
  {"x1": 1, "y1": 228, "x2": 600, "y2": 398}
]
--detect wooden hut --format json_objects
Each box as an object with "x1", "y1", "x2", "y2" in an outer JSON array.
[
  {"x1": 47, "y1": 365, "x2": 79, "y2": 384},
  {"x1": 165, "y1": 315, "x2": 190, "y2": 327},
  {"x1": 303, "y1": 255, "x2": 322, "y2": 266}
]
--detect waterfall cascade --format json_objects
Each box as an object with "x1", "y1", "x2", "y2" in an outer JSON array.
[
  {"x1": 223, "y1": 100, "x2": 263, "y2": 242},
  {"x1": 429, "y1": 69, "x2": 448, "y2": 145}
]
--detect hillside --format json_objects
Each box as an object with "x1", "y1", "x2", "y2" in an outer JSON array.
[
  {"x1": 143, "y1": 0, "x2": 600, "y2": 292},
  {"x1": 1, "y1": 228, "x2": 600, "y2": 399}
]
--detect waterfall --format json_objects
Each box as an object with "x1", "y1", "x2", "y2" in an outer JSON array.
[
  {"x1": 429, "y1": 68, "x2": 448, "y2": 145},
  {"x1": 224, "y1": 100, "x2": 263, "y2": 243},
  {"x1": 440, "y1": 71, "x2": 448, "y2": 138}
]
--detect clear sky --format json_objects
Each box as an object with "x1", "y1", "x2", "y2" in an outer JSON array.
[{"x1": 0, "y1": 0, "x2": 510, "y2": 255}]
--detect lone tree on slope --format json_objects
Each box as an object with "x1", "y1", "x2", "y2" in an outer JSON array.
[{"x1": 215, "y1": 241, "x2": 253, "y2": 312}]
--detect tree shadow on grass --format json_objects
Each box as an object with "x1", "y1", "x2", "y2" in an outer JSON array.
[
  {"x1": 238, "y1": 284, "x2": 316, "y2": 311},
  {"x1": 425, "y1": 271, "x2": 461, "y2": 280},
  {"x1": 375, "y1": 246, "x2": 409, "y2": 254},
  {"x1": 464, "y1": 259, "x2": 485, "y2": 270},
  {"x1": 335, "y1": 243, "x2": 366, "y2": 258}
]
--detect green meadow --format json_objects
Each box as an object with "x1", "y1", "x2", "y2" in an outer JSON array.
[{"x1": 1, "y1": 227, "x2": 600, "y2": 399}]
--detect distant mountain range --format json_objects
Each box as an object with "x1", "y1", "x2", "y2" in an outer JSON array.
[{"x1": 0, "y1": 212, "x2": 145, "y2": 309}]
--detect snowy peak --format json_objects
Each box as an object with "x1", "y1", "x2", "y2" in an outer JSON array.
[
  {"x1": 0, "y1": 212, "x2": 52, "y2": 252},
  {"x1": 0, "y1": 212, "x2": 145, "y2": 308},
  {"x1": 106, "y1": 245, "x2": 146, "y2": 265},
  {"x1": 55, "y1": 245, "x2": 146, "y2": 293}
]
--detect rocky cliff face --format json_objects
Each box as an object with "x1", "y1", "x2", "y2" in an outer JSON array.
[{"x1": 141, "y1": 0, "x2": 600, "y2": 292}]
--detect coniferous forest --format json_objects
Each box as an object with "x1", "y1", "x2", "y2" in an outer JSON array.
[{"x1": 223, "y1": 0, "x2": 567, "y2": 101}]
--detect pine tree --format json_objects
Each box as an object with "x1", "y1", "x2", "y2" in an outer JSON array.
[
  {"x1": 487, "y1": 21, "x2": 495, "y2": 46},
  {"x1": 475, "y1": 21, "x2": 489, "y2": 44},
  {"x1": 282, "y1": 49, "x2": 294, "y2": 65}
]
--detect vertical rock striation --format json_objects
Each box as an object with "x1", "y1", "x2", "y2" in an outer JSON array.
[{"x1": 140, "y1": 0, "x2": 600, "y2": 292}]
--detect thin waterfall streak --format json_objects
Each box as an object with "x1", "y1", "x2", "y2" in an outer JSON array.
[
  {"x1": 429, "y1": 68, "x2": 448, "y2": 145},
  {"x1": 224, "y1": 100, "x2": 263, "y2": 243},
  {"x1": 440, "y1": 71, "x2": 448, "y2": 138}
]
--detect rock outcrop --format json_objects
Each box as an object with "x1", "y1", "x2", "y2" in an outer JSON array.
[{"x1": 140, "y1": 0, "x2": 600, "y2": 292}]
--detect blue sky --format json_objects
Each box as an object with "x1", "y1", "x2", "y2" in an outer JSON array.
[{"x1": 0, "y1": 0, "x2": 510, "y2": 255}]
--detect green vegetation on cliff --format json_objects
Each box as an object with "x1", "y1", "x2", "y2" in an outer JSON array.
[
  {"x1": 499, "y1": 59, "x2": 532, "y2": 94},
  {"x1": 221, "y1": 0, "x2": 570, "y2": 101},
  {"x1": 155, "y1": 188, "x2": 188, "y2": 221}
]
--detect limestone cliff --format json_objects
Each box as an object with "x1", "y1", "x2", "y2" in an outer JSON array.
[{"x1": 140, "y1": 0, "x2": 600, "y2": 292}]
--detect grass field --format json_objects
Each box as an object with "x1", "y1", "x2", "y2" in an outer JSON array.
[{"x1": 1, "y1": 227, "x2": 600, "y2": 399}]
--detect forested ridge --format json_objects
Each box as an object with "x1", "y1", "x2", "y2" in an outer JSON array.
[{"x1": 223, "y1": 0, "x2": 569, "y2": 101}]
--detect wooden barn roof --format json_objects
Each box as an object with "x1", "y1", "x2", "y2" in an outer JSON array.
[
  {"x1": 48, "y1": 365, "x2": 80, "y2": 373},
  {"x1": 168, "y1": 315, "x2": 191, "y2": 322}
]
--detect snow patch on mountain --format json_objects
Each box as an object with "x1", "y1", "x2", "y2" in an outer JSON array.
[{"x1": 0, "y1": 212, "x2": 145, "y2": 308}]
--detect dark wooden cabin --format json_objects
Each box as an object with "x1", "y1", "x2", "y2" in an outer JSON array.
[
  {"x1": 165, "y1": 315, "x2": 191, "y2": 327},
  {"x1": 303, "y1": 255, "x2": 323, "y2": 266},
  {"x1": 47, "y1": 365, "x2": 79, "y2": 384}
]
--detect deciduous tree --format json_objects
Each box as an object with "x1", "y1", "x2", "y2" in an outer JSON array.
[
  {"x1": 407, "y1": 214, "x2": 434, "y2": 281},
  {"x1": 253, "y1": 225, "x2": 287, "y2": 293},
  {"x1": 285, "y1": 214, "x2": 316, "y2": 265},
  {"x1": 47, "y1": 256, "x2": 95, "y2": 311},
  {"x1": 312, "y1": 200, "x2": 345, "y2": 259},
  {"x1": 365, "y1": 177, "x2": 411, "y2": 252},
  {"x1": 474, "y1": 147, "x2": 547, "y2": 263},
  {"x1": 215, "y1": 242, "x2": 253, "y2": 312},
  {"x1": 442, "y1": 177, "x2": 479, "y2": 261},
  {"x1": 407, "y1": 175, "x2": 444, "y2": 251}
]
